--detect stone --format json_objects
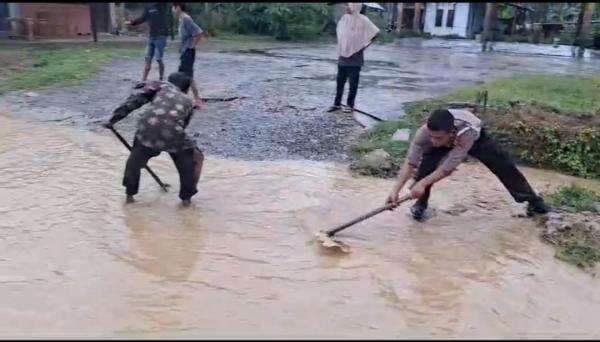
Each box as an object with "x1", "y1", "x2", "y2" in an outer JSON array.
[
  {"x1": 359, "y1": 149, "x2": 393, "y2": 170},
  {"x1": 24, "y1": 91, "x2": 39, "y2": 97},
  {"x1": 391, "y1": 128, "x2": 410, "y2": 142}
]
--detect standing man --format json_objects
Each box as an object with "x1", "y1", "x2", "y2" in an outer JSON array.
[
  {"x1": 386, "y1": 108, "x2": 549, "y2": 221},
  {"x1": 328, "y1": 3, "x2": 379, "y2": 114},
  {"x1": 172, "y1": 3, "x2": 206, "y2": 108},
  {"x1": 103, "y1": 72, "x2": 204, "y2": 207},
  {"x1": 126, "y1": 2, "x2": 170, "y2": 82}
]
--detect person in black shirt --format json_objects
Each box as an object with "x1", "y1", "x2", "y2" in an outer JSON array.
[{"x1": 126, "y1": 3, "x2": 170, "y2": 82}]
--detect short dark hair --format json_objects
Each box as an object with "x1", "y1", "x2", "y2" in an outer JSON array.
[
  {"x1": 427, "y1": 109, "x2": 455, "y2": 132},
  {"x1": 172, "y1": 3, "x2": 186, "y2": 12},
  {"x1": 168, "y1": 72, "x2": 191, "y2": 93}
]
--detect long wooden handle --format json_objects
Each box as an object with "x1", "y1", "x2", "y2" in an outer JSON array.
[
  {"x1": 109, "y1": 127, "x2": 169, "y2": 192},
  {"x1": 326, "y1": 194, "x2": 412, "y2": 237}
]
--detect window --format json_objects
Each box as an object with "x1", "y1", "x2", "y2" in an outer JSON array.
[
  {"x1": 435, "y1": 9, "x2": 443, "y2": 27},
  {"x1": 446, "y1": 9, "x2": 455, "y2": 28}
]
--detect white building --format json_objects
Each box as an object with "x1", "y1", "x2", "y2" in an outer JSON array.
[{"x1": 423, "y1": 3, "x2": 486, "y2": 38}]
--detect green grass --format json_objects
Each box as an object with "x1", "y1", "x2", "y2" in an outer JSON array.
[
  {"x1": 0, "y1": 45, "x2": 141, "y2": 94},
  {"x1": 350, "y1": 120, "x2": 416, "y2": 165},
  {"x1": 547, "y1": 184, "x2": 600, "y2": 213},
  {"x1": 440, "y1": 74, "x2": 600, "y2": 114}
]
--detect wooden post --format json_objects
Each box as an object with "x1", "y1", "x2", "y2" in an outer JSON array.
[
  {"x1": 413, "y1": 3, "x2": 422, "y2": 33},
  {"x1": 89, "y1": 3, "x2": 98, "y2": 42}
]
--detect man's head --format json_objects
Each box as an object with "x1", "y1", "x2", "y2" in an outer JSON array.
[
  {"x1": 168, "y1": 72, "x2": 191, "y2": 93},
  {"x1": 172, "y1": 3, "x2": 186, "y2": 16},
  {"x1": 426, "y1": 109, "x2": 456, "y2": 147}
]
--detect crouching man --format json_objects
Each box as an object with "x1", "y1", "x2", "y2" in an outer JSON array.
[{"x1": 386, "y1": 108, "x2": 549, "y2": 220}]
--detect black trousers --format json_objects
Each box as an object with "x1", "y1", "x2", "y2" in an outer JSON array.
[
  {"x1": 123, "y1": 138, "x2": 200, "y2": 200},
  {"x1": 178, "y1": 48, "x2": 196, "y2": 78},
  {"x1": 334, "y1": 65, "x2": 361, "y2": 108},
  {"x1": 414, "y1": 129, "x2": 539, "y2": 207}
]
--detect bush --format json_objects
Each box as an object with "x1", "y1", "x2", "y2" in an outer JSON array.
[{"x1": 188, "y1": 3, "x2": 334, "y2": 42}]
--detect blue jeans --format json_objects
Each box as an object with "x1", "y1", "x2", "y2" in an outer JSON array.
[{"x1": 145, "y1": 36, "x2": 167, "y2": 62}]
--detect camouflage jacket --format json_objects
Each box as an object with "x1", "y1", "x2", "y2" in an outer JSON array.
[{"x1": 109, "y1": 81, "x2": 196, "y2": 153}]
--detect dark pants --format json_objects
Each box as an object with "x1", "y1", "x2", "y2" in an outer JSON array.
[
  {"x1": 334, "y1": 65, "x2": 361, "y2": 108},
  {"x1": 178, "y1": 48, "x2": 196, "y2": 78},
  {"x1": 123, "y1": 138, "x2": 201, "y2": 200},
  {"x1": 414, "y1": 129, "x2": 539, "y2": 207}
]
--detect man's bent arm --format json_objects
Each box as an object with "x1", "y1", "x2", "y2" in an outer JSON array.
[
  {"x1": 130, "y1": 8, "x2": 149, "y2": 26},
  {"x1": 109, "y1": 85, "x2": 158, "y2": 125}
]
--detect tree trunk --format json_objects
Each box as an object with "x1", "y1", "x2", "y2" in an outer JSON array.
[
  {"x1": 482, "y1": 3, "x2": 497, "y2": 52},
  {"x1": 391, "y1": 2, "x2": 398, "y2": 31},
  {"x1": 89, "y1": 4, "x2": 98, "y2": 42},
  {"x1": 413, "y1": 3, "x2": 422, "y2": 33},
  {"x1": 397, "y1": 3, "x2": 404, "y2": 30},
  {"x1": 574, "y1": 2, "x2": 595, "y2": 58}
]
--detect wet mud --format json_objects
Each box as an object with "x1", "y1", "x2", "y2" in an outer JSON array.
[{"x1": 2, "y1": 113, "x2": 600, "y2": 338}]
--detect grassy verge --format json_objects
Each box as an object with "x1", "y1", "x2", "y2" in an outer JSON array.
[
  {"x1": 543, "y1": 184, "x2": 600, "y2": 271},
  {"x1": 440, "y1": 74, "x2": 600, "y2": 115},
  {"x1": 0, "y1": 44, "x2": 142, "y2": 94},
  {"x1": 350, "y1": 74, "x2": 600, "y2": 179},
  {"x1": 350, "y1": 120, "x2": 415, "y2": 170}
]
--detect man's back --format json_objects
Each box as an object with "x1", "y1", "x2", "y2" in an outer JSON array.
[{"x1": 132, "y1": 3, "x2": 169, "y2": 37}]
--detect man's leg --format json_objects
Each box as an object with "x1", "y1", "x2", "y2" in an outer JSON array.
[
  {"x1": 334, "y1": 66, "x2": 349, "y2": 107},
  {"x1": 142, "y1": 38, "x2": 155, "y2": 82},
  {"x1": 123, "y1": 138, "x2": 161, "y2": 202},
  {"x1": 346, "y1": 66, "x2": 361, "y2": 109},
  {"x1": 468, "y1": 130, "x2": 548, "y2": 214},
  {"x1": 169, "y1": 147, "x2": 201, "y2": 205},
  {"x1": 155, "y1": 36, "x2": 167, "y2": 81},
  {"x1": 411, "y1": 147, "x2": 452, "y2": 220}
]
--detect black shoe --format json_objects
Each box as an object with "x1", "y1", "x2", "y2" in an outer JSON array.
[
  {"x1": 410, "y1": 202, "x2": 427, "y2": 221},
  {"x1": 527, "y1": 197, "x2": 549, "y2": 216},
  {"x1": 182, "y1": 199, "x2": 191, "y2": 207},
  {"x1": 327, "y1": 105, "x2": 341, "y2": 112},
  {"x1": 126, "y1": 195, "x2": 135, "y2": 204}
]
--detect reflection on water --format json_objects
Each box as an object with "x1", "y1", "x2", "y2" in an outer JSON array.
[{"x1": 1, "y1": 113, "x2": 600, "y2": 338}]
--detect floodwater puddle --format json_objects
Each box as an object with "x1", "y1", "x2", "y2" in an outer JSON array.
[{"x1": 1, "y1": 113, "x2": 600, "y2": 338}]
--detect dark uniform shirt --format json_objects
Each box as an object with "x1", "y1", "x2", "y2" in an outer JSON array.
[
  {"x1": 130, "y1": 3, "x2": 170, "y2": 38},
  {"x1": 109, "y1": 81, "x2": 196, "y2": 153}
]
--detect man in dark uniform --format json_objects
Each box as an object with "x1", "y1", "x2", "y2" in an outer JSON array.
[
  {"x1": 104, "y1": 72, "x2": 204, "y2": 206},
  {"x1": 126, "y1": 3, "x2": 170, "y2": 82}
]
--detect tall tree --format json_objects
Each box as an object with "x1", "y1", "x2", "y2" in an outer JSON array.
[
  {"x1": 481, "y1": 3, "x2": 498, "y2": 52},
  {"x1": 574, "y1": 2, "x2": 595, "y2": 58}
]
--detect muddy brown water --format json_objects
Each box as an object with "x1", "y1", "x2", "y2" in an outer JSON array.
[{"x1": 1, "y1": 112, "x2": 600, "y2": 338}]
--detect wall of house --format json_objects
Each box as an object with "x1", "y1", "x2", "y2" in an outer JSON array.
[
  {"x1": 424, "y1": 2, "x2": 471, "y2": 37},
  {"x1": 11, "y1": 3, "x2": 91, "y2": 37}
]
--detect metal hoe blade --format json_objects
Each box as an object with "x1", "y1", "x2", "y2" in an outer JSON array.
[{"x1": 315, "y1": 231, "x2": 352, "y2": 253}]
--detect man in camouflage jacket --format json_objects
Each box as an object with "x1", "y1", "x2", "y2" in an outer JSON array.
[{"x1": 104, "y1": 72, "x2": 203, "y2": 206}]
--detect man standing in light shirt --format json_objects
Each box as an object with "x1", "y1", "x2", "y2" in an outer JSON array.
[{"x1": 172, "y1": 3, "x2": 206, "y2": 108}]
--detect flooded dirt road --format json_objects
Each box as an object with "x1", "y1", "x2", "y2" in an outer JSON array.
[
  {"x1": 3, "y1": 39, "x2": 600, "y2": 163},
  {"x1": 2, "y1": 113, "x2": 600, "y2": 338}
]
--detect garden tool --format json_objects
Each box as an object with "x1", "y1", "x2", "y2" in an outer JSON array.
[{"x1": 315, "y1": 194, "x2": 412, "y2": 253}]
